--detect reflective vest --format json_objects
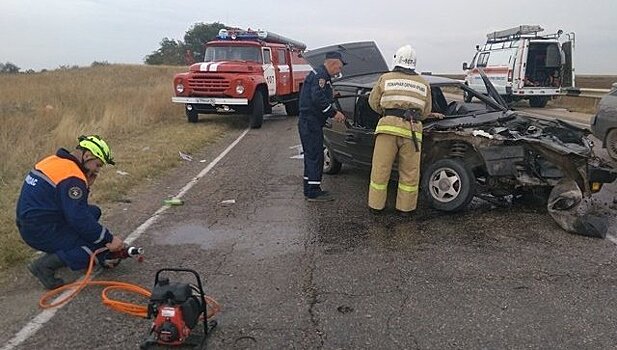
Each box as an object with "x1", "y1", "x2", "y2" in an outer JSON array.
[{"x1": 368, "y1": 71, "x2": 432, "y2": 140}]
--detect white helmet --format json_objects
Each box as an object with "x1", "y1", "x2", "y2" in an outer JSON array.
[{"x1": 393, "y1": 45, "x2": 416, "y2": 70}]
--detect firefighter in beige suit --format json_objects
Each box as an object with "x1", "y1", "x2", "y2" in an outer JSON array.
[{"x1": 368, "y1": 45, "x2": 436, "y2": 213}]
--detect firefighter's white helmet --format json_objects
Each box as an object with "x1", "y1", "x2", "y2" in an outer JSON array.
[{"x1": 393, "y1": 45, "x2": 416, "y2": 70}]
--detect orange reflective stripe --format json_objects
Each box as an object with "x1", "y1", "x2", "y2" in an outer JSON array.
[{"x1": 35, "y1": 155, "x2": 87, "y2": 185}]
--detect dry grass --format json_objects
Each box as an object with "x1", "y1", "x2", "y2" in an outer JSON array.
[{"x1": 0, "y1": 65, "x2": 246, "y2": 269}]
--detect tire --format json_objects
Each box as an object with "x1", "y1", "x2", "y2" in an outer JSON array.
[
  {"x1": 186, "y1": 108, "x2": 198, "y2": 123},
  {"x1": 606, "y1": 129, "x2": 617, "y2": 161},
  {"x1": 421, "y1": 158, "x2": 475, "y2": 212},
  {"x1": 284, "y1": 100, "x2": 299, "y2": 116},
  {"x1": 249, "y1": 90, "x2": 264, "y2": 129},
  {"x1": 529, "y1": 96, "x2": 549, "y2": 108},
  {"x1": 323, "y1": 145, "x2": 342, "y2": 174}
]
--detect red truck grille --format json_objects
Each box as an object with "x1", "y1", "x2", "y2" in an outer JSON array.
[{"x1": 188, "y1": 74, "x2": 230, "y2": 95}]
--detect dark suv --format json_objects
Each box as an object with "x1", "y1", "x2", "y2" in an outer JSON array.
[
  {"x1": 303, "y1": 42, "x2": 616, "y2": 218},
  {"x1": 591, "y1": 83, "x2": 617, "y2": 160}
]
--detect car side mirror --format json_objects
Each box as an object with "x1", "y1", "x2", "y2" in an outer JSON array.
[{"x1": 462, "y1": 62, "x2": 469, "y2": 71}]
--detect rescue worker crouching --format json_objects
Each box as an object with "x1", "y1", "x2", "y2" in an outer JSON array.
[
  {"x1": 15, "y1": 135, "x2": 124, "y2": 290},
  {"x1": 367, "y1": 45, "x2": 443, "y2": 214},
  {"x1": 298, "y1": 51, "x2": 347, "y2": 202}
]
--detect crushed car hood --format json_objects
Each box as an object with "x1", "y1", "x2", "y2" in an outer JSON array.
[{"x1": 303, "y1": 41, "x2": 389, "y2": 78}]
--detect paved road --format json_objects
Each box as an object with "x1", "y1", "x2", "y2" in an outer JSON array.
[{"x1": 3, "y1": 110, "x2": 617, "y2": 349}]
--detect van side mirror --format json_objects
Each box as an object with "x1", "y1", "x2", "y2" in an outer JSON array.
[{"x1": 462, "y1": 62, "x2": 469, "y2": 71}]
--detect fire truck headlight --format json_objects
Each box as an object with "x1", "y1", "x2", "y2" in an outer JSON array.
[
  {"x1": 235, "y1": 84, "x2": 245, "y2": 95},
  {"x1": 175, "y1": 83, "x2": 185, "y2": 94}
]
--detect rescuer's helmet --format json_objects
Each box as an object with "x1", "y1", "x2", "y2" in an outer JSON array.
[
  {"x1": 393, "y1": 45, "x2": 416, "y2": 70},
  {"x1": 77, "y1": 135, "x2": 115, "y2": 165}
]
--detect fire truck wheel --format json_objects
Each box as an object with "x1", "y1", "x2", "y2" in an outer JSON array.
[
  {"x1": 284, "y1": 100, "x2": 299, "y2": 116},
  {"x1": 529, "y1": 96, "x2": 549, "y2": 108},
  {"x1": 186, "y1": 109, "x2": 198, "y2": 123},
  {"x1": 249, "y1": 91, "x2": 264, "y2": 129}
]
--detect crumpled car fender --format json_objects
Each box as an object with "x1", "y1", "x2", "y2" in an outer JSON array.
[{"x1": 547, "y1": 179, "x2": 608, "y2": 238}]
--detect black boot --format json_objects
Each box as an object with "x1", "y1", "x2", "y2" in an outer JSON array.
[{"x1": 28, "y1": 253, "x2": 66, "y2": 290}]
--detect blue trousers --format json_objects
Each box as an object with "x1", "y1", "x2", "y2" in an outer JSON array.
[
  {"x1": 18, "y1": 205, "x2": 110, "y2": 270},
  {"x1": 298, "y1": 117, "x2": 324, "y2": 198}
]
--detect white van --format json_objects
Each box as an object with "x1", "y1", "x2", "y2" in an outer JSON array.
[{"x1": 462, "y1": 25, "x2": 575, "y2": 107}]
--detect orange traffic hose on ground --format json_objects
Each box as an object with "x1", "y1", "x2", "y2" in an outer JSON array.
[{"x1": 38, "y1": 247, "x2": 221, "y2": 320}]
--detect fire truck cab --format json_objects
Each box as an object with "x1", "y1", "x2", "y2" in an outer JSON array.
[
  {"x1": 462, "y1": 25, "x2": 575, "y2": 108},
  {"x1": 172, "y1": 29, "x2": 312, "y2": 128}
]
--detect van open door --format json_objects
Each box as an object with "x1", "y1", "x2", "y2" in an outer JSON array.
[
  {"x1": 561, "y1": 39, "x2": 575, "y2": 88},
  {"x1": 514, "y1": 40, "x2": 529, "y2": 89}
]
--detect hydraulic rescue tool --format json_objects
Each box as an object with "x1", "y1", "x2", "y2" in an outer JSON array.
[
  {"x1": 104, "y1": 245, "x2": 145, "y2": 267},
  {"x1": 141, "y1": 268, "x2": 217, "y2": 349}
]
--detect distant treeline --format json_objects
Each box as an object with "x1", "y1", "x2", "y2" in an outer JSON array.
[{"x1": 143, "y1": 22, "x2": 227, "y2": 66}]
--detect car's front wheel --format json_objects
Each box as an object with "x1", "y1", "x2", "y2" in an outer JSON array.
[
  {"x1": 606, "y1": 129, "x2": 617, "y2": 161},
  {"x1": 323, "y1": 145, "x2": 342, "y2": 174},
  {"x1": 422, "y1": 158, "x2": 475, "y2": 211},
  {"x1": 249, "y1": 91, "x2": 265, "y2": 129}
]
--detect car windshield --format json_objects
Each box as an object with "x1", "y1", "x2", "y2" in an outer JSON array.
[{"x1": 204, "y1": 45, "x2": 262, "y2": 63}]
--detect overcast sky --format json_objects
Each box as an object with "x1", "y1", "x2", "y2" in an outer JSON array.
[{"x1": 1, "y1": 0, "x2": 615, "y2": 74}]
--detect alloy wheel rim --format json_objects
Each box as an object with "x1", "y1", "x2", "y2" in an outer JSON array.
[{"x1": 429, "y1": 167, "x2": 462, "y2": 203}]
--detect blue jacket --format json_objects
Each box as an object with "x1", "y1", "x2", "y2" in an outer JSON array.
[
  {"x1": 299, "y1": 64, "x2": 337, "y2": 125},
  {"x1": 16, "y1": 148, "x2": 113, "y2": 245}
]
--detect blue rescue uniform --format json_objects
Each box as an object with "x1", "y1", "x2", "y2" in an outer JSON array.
[
  {"x1": 298, "y1": 64, "x2": 337, "y2": 198},
  {"x1": 16, "y1": 148, "x2": 114, "y2": 270}
]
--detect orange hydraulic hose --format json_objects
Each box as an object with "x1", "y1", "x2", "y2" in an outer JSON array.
[{"x1": 38, "y1": 247, "x2": 221, "y2": 320}]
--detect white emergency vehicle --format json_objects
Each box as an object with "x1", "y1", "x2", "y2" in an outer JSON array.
[{"x1": 462, "y1": 25, "x2": 575, "y2": 107}]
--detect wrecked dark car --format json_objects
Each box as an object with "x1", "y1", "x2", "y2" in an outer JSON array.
[{"x1": 304, "y1": 42, "x2": 617, "y2": 237}]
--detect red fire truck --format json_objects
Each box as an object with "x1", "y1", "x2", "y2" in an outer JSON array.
[{"x1": 172, "y1": 29, "x2": 312, "y2": 128}]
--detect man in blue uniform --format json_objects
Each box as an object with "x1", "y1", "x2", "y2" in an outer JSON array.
[
  {"x1": 16, "y1": 135, "x2": 124, "y2": 289},
  {"x1": 298, "y1": 51, "x2": 347, "y2": 202}
]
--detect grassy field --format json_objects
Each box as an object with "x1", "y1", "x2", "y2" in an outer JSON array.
[{"x1": 0, "y1": 65, "x2": 246, "y2": 270}]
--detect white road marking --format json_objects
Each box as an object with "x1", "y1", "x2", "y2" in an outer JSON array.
[
  {"x1": 289, "y1": 144, "x2": 304, "y2": 159},
  {"x1": 1, "y1": 128, "x2": 250, "y2": 350},
  {"x1": 606, "y1": 235, "x2": 617, "y2": 245}
]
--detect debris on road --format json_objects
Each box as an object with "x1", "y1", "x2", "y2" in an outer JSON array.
[
  {"x1": 548, "y1": 179, "x2": 608, "y2": 238},
  {"x1": 178, "y1": 151, "x2": 193, "y2": 161}
]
